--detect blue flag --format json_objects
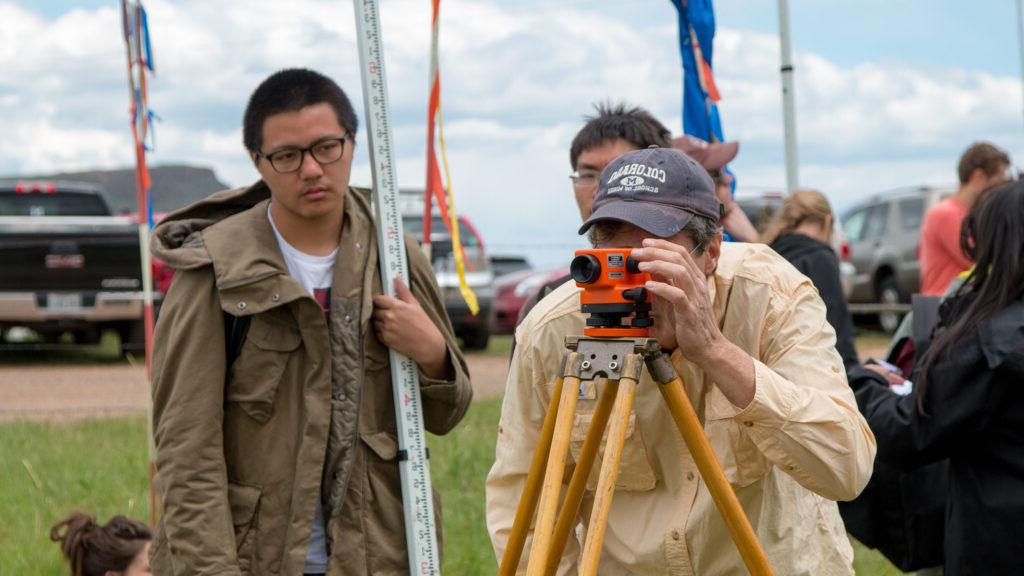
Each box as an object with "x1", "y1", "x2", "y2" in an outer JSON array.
[{"x1": 670, "y1": 0, "x2": 726, "y2": 144}]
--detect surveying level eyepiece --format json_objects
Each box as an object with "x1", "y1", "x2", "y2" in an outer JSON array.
[{"x1": 573, "y1": 248, "x2": 654, "y2": 337}]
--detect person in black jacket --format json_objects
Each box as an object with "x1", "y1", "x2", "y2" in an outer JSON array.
[
  {"x1": 851, "y1": 179, "x2": 1024, "y2": 575},
  {"x1": 763, "y1": 189, "x2": 859, "y2": 371}
]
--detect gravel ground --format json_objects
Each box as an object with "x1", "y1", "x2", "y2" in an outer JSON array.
[
  {"x1": 0, "y1": 337, "x2": 888, "y2": 424},
  {"x1": 0, "y1": 353, "x2": 511, "y2": 423}
]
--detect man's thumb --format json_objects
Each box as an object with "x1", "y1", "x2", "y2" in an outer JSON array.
[{"x1": 394, "y1": 277, "x2": 415, "y2": 303}]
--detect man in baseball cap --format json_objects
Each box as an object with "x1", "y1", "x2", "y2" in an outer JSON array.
[{"x1": 488, "y1": 145, "x2": 874, "y2": 574}]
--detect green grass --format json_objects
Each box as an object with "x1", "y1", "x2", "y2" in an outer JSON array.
[
  {"x1": 0, "y1": 398, "x2": 906, "y2": 575},
  {"x1": 0, "y1": 418, "x2": 152, "y2": 575}
]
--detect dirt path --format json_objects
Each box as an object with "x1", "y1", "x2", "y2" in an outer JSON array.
[
  {"x1": 0, "y1": 353, "x2": 511, "y2": 423},
  {"x1": 0, "y1": 335, "x2": 890, "y2": 424}
]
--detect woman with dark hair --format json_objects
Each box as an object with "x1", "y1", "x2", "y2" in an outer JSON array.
[
  {"x1": 764, "y1": 189, "x2": 859, "y2": 371},
  {"x1": 50, "y1": 512, "x2": 151, "y2": 576},
  {"x1": 852, "y1": 179, "x2": 1024, "y2": 574}
]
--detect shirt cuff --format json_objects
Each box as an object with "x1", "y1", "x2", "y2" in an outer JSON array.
[{"x1": 728, "y1": 360, "x2": 800, "y2": 428}]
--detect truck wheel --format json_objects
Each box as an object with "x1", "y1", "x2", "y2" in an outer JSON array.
[
  {"x1": 462, "y1": 327, "x2": 491, "y2": 351},
  {"x1": 877, "y1": 276, "x2": 904, "y2": 334}
]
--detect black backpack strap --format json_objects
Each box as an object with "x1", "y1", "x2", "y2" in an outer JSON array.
[{"x1": 224, "y1": 311, "x2": 251, "y2": 369}]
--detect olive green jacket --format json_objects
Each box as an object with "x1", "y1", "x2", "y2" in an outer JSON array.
[{"x1": 148, "y1": 182, "x2": 472, "y2": 575}]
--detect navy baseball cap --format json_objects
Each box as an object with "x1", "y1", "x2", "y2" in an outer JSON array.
[{"x1": 578, "y1": 146, "x2": 722, "y2": 238}]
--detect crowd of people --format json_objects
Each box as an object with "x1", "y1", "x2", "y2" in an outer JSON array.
[{"x1": 50, "y1": 68, "x2": 1021, "y2": 576}]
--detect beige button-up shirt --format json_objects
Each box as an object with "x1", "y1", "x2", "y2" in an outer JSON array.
[{"x1": 486, "y1": 243, "x2": 876, "y2": 575}]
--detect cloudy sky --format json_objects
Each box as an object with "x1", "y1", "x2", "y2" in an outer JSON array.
[{"x1": 2, "y1": 0, "x2": 1022, "y2": 266}]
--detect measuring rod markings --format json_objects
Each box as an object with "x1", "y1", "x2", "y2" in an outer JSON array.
[{"x1": 353, "y1": 0, "x2": 439, "y2": 573}]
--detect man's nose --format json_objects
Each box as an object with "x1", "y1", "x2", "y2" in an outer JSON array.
[{"x1": 299, "y1": 151, "x2": 324, "y2": 178}]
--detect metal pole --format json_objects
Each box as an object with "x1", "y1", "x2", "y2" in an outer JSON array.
[
  {"x1": 777, "y1": 0, "x2": 800, "y2": 192},
  {"x1": 1017, "y1": 0, "x2": 1024, "y2": 144}
]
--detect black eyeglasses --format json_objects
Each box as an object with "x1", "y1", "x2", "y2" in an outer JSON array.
[{"x1": 256, "y1": 135, "x2": 352, "y2": 174}]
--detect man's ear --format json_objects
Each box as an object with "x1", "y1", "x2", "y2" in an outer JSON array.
[{"x1": 702, "y1": 232, "x2": 722, "y2": 276}]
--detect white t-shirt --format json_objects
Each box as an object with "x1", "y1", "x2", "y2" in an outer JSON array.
[{"x1": 269, "y1": 205, "x2": 336, "y2": 574}]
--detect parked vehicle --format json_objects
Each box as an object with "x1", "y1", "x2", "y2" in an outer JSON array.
[
  {"x1": 490, "y1": 255, "x2": 532, "y2": 279},
  {"x1": 492, "y1": 267, "x2": 570, "y2": 335},
  {"x1": 0, "y1": 181, "x2": 169, "y2": 354},
  {"x1": 399, "y1": 191, "x2": 495, "y2": 350},
  {"x1": 841, "y1": 185, "x2": 954, "y2": 332}
]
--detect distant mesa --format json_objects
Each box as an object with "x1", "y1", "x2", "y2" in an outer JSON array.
[{"x1": 0, "y1": 164, "x2": 231, "y2": 214}]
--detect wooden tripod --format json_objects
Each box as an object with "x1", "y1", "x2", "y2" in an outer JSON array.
[{"x1": 498, "y1": 336, "x2": 773, "y2": 576}]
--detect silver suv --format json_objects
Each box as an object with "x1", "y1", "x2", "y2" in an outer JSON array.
[{"x1": 841, "y1": 185, "x2": 954, "y2": 332}]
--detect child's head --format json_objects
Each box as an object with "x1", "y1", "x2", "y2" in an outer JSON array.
[{"x1": 51, "y1": 512, "x2": 152, "y2": 576}]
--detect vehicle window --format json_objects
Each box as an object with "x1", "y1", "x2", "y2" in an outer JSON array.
[
  {"x1": 863, "y1": 204, "x2": 890, "y2": 240},
  {"x1": 0, "y1": 192, "x2": 109, "y2": 216},
  {"x1": 899, "y1": 198, "x2": 925, "y2": 231},
  {"x1": 402, "y1": 216, "x2": 479, "y2": 247},
  {"x1": 843, "y1": 209, "x2": 867, "y2": 242}
]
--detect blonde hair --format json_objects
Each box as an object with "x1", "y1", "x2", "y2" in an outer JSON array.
[{"x1": 761, "y1": 189, "x2": 834, "y2": 245}]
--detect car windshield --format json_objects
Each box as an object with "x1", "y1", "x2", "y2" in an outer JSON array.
[{"x1": 0, "y1": 191, "x2": 109, "y2": 216}]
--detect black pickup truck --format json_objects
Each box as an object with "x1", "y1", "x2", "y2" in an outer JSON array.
[{"x1": 0, "y1": 181, "x2": 165, "y2": 354}]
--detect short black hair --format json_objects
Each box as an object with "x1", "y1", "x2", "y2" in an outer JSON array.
[
  {"x1": 569, "y1": 102, "x2": 672, "y2": 170},
  {"x1": 242, "y1": 68, "x2": 358, "y2": 155}
]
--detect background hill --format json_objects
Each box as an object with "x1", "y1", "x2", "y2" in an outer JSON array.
[{"x1": 0, "y1": 164, "x2": 233, "y2": 214}]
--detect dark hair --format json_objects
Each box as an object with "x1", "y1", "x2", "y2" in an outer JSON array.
[
  {"x1": 50, "y1": 512, "x2": 151, "y2": 576},
  {"x1": 587, "y1": 214, "x2": 720, "y2": 256},
  {"x1": 569, "y1": 102, "x2": 672, "y2": 170},
  {"x1": 957, "y1": 141, "x2": 1010, "y2": 184},
  {"x1": 915, "y1": 179, "x2": 1024, "y2": 413},
  {"x1": 242, "y1": 68, "x2": 358, "y2": 155}
]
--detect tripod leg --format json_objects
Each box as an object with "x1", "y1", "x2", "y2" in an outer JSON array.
[
  {"x1": 578, "y1": 355, "x2": 643, "y2": 576},
  {"x1": 499, "y1": 371, "x2": 568, "y2": 576},
  {"x1": 657, "y1": 376, "x2": 773, "y2": 576},
  {"x1": 525, "y1": 355, "x2": 584, "y2": 575},
  {"x1": 544, "y1": 377, "x2": 620, "y2": 575}
]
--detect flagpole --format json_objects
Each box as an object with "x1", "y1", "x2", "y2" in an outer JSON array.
[
  {"x1": 1016, "y1": 0, "x2": 1024, "y2": 145},
  {"x1": 777, "y1": 0, "x2": 799, "y2": 192},
  {"x1": 121, "y1": 0, "x2": 158, "y2": 527}
]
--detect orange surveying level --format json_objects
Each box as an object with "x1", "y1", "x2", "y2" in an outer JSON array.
[{"x1": 570, "y1": 248, "x2": 652, "y2": 337}]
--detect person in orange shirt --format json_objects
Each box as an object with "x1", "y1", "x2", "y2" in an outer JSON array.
[{"x1": 920, "y1": 142, "x2": 1010, "y2": 295}]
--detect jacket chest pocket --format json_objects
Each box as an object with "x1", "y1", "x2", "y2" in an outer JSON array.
[
  {"x1": 568, "y1": 409, "x2": 657, "y2": 492},
  {"x1": 227, "y1": 315, "x2": 302, "y2": 423}
]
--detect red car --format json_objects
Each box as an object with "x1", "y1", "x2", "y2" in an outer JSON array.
[{"x1": 492, "y1": 267, "x2": 570, "y2": 334}]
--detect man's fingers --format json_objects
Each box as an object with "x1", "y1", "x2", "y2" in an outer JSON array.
[
  {"x1": 393, "y1": 277, "x2": 416, "y2": 303},
  {"x1": 644, "y1": 280, "x2": 690, "y2": 307},
  {"x1": 636, "y1": 260, "x2": 692, "y2": 291}
]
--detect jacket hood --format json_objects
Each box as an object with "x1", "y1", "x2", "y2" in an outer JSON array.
[
  {"x1": 770, "y1": 232, "x2": 833, "y2": 262},
  {"x1": 150, "y1": 182, "x2": 272, "y2": 270}
]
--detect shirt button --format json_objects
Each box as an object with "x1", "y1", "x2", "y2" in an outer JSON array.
[
  {"x1": 686, "y1": 471, "x2": 695, "y2": 481},
  {"x1": 671, "y1": 530, "x2": 681, "y2": 541},
  {"x1": 271, "y1": 293, "x2": 280, "y2": 302},
  {"x1": 831, "y1": 365, "x2": 840, "y2": 373},
  {"x1": 236, "y1": 302, "x2": 246, "y2": 310}
]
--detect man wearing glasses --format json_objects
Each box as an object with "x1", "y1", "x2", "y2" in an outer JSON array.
[{"x1": 149, "y1": 68, "x2": 471, "y2": 576}]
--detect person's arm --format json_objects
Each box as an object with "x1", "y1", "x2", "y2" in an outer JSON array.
[
  {"x1": 384, "y1": 239, "x2": 473, "y2": 435},
  {"x1": 151, "y1": 269, "x2": 242, "y2": 574},
  {"x1": 852, "y1": 335, "x2": 1006, "y2": 471},
  {"x1": 486, "y1": 314, "x2": 582, "y2": 574},
  {"x1": 637, "y1": 239, "x2": 875, "y2": 501},
  {"x1": 720, "y1": 202, "x2": 760, "y2": 242}
]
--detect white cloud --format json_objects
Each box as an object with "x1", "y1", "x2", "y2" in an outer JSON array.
[{"x1": 1, "y1": 0, "x2": 1021, "y2": 267}]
